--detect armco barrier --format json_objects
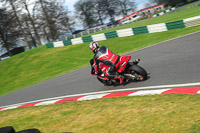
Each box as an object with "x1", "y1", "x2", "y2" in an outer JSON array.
[
  {"x1": 82, "y1": 36, "x2": 93, "y2": 43},
  {"x1": 147, "y1": 23, "x2": 167, "y2": 33},
  {"x1": 116, "y1": 28, "x2": 134, "y2": 37},
  {"x1": 152, "y1": 7, "x2": 176, "y2": 18},
  {"x1": 46, "y1": 42, "x2": 54, "y2": 48},
  {"x1": 92, "y1": 33, "x2": 107, "y2": 42},
  {"x1": 71, "y1": 38, "x2": 83, "y2": 45},
  {"x1": 105, "y1": 31, "x2": 118, "y2": 39},
  {"x1": 63, "y1": 40, "x2": 72, "y2": 46},
  {"x1": 132, "y1": 26, "x2": 148, "y2": 35},
  {"x1": 46, "y1": 15, "x2": 200, "y2": 48},
  {"x1": 54, "y1": 41, "x2": 65, "y2": 47},
  {"x1": 184, "y1": 15, "x2": 200, "y2": 27},
  {"x1": 72, "y1": 7, "x2": 176, "y2": 38},
  {"x1": 166, "y1": 20, "x2": 185, "y2": 30}
]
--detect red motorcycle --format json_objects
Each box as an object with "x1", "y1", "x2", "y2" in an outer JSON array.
[{"x1": 90, "y1": 55, "x2": 147, "y2": 85}]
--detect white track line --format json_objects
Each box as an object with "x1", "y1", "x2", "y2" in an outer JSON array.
[{"x1": 128, "y1": 89, "x2": 170, "y2": 96}]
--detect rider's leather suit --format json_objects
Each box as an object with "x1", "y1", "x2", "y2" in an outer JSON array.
[{"x1": 93, "y1": 46, "x2": 121, "y2": 79}]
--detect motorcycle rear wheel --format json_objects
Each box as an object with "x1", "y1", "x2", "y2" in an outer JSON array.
[{"x1": 128, "y1": 64, "x2": 147, "y2": 81}]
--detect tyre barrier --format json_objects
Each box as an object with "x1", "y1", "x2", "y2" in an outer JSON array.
[{"x1": 0, "y1": 126, "x2": 41, "y2": 133}]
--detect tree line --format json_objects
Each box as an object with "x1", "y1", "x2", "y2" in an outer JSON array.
[
  {"x1": 0, "y1": 0, "x2": 74, "y2": 56},
  {"x1": 74, "y1": 0, "x2": 137, "y2": 28},
  {"x1": 0, "y1": 0, "x2": 190, "y2": 56}
]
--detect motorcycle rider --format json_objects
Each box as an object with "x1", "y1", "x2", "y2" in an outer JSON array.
[
  {"x1": 89, "y1": 42, "x2": 124, "y2": 84},
  {"x1": 89, "y1": 42, "x2": 126, "y2": 84}
]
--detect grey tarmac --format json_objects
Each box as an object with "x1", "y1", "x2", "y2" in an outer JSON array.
[{"x1": 0, "y1": 31, "x2": 200, "y2": 107}]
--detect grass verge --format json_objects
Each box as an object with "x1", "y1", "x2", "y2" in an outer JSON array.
[
  {"x1": 0, "y1": 94, "x2": 200, "y2": 132},
  {"x1": 0, "y1": 25, "x2": 200, "y2": 96}
]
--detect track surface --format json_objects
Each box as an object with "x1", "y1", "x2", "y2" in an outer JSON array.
[{"x1": 0, "y1": 32, "x2": 200, "y2": 106}]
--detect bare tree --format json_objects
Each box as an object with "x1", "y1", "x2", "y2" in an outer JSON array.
[
  {"x1": 21, "y1": 0, "x2": 42, "y2": 46},
  {"x1": 22, "y1": 15, "x2": 38, "y2": 48},
  {"x1": 101, "y1": 0, "x2": 120, "y2": 23},
  {"x1": 75, "y1": 0, "x2": 136, "y2": 27},
  {"x1": 57, "y1": 11, "x2": 75, "y2": 35},
  {"x1": 93, "y1": 0, "x2": 107, "y2": 25},
  {"x1": 1, "y1": 0, "x2": 75, "y2": 47},
  {"x1": 37, "y1": 0, "x2": 58, "y2": 41},
  {"x1": 144, "y1": 0, "x2": 156, "y2": 8},
  {"x1": 74, "y1": 0, "x2": 98, "y2": 28},
  {"x1": 32, "y1": 3, "x2": 51, "y2": 43},
  {"x1": 3, "y1": 0, "x2": 31, "y2": 49},
  {"x1": 35, "y1": 0, "x2": 74, "y2": 41},
  {"x1": 51, "y1": 1, "x2": 75, "y2": 36},
  {"x1": 0, "y1": 8, "x2": 20, "y2": 56},
  {"x1": 118, "y1": 0, "x2": 137, "y2": 17}
]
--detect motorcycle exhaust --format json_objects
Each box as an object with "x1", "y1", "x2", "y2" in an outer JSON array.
[{"x1": 123, "y1": 74, "x2": 136, "y2": 79}]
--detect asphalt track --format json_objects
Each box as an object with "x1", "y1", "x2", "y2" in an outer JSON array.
[{"x1": 0, "y1": 31, "x2": 200, "y2": 107}]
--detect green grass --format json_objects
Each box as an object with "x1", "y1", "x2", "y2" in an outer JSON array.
[
  {"x1": 176, "y1": 1, "x2": 200, "y2": 11},
  {"x1": 0, "y1": 2, "x2": 200, "y2": 96},
  {"x1": 0, "y1": 3, "x2": 200, "y2": 132},
  {"x1": 81, "y1": 1, "x2": 200, "y2": 37},
  {"x1": 0, "y1": 25, "x2": 200, "y2": 96},
  {"x1": 0, "y1": 94, "x2": 200, "y2": 132}
]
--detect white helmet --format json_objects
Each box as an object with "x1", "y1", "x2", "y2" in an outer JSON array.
[{"x1": 89, "y1": 42, "x2": 99, "y2": 53}]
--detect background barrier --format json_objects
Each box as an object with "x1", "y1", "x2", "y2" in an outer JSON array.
[
  {"x1": 184, "y1": 15, "x2": 200, "y2": 27},
  {"x1": 132, "y1": 26, "x2": 148, "y2": 35},
  {"x1": 116, "y1": 28, "x2": 134, "y2": 37},
  {"x1": 105, "y1": 31, "x2": 118, "y2": 39},
  {"x1": 147, "y1": 23, "x2": 167, "y2": 33},
  {"x1": 63, "y1": 40, "x2": 72, "y2": 46},
  {"x1": 71, "y1": 38, "x2": 83, "y2": 45},
  {"x1": 91, "y1": 33, "x2": 107, "y2": 42},
  {"x1": 152, "y1": 7, "x2": 176, "y2": 18},
  {"x1": 46, "y1": 15, "x2": 200, "y2": 48},
  {"x1": 166, "y1": 20, "x2": 185, "y2": 30}
]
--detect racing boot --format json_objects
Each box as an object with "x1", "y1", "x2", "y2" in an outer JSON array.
[
  {"x1": 118, "y1": 75, "x2": 125, "y2": 84},
  {"x1": 109, "y1": 74, "x2": 124, "y2": 85}
]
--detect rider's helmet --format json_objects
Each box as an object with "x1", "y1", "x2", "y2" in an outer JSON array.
[{"x1": 89, "y1": 42, "x2": 99, "y2": 53}]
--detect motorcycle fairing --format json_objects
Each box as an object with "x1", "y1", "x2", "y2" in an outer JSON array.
[
  {"x1": 91, "y1": 55, "x2": 131, "y2": 79},
  {"x1": 117, "y1": 56, "x2": 131, "y2": 73},
  {"x1": 94, "y1": 46, "x2": 119, "y2": 67}
]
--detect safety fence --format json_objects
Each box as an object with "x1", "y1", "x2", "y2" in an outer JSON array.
[
  {"x1": 46, "y1": 15, "x2": 200, "y2": 48},
  {"x1": 72, "y1": 7, "x2": 176, "y2": 39},
  {"x1": 152, "y1": 7, "x2": 176, "y2": 18}
]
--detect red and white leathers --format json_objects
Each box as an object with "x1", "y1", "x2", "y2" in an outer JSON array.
[{"x1": 93, "y1": 46, "x2": 124, "y2": 84}]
